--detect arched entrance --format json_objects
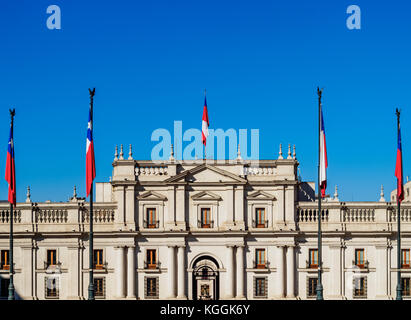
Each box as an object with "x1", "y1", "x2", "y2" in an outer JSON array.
[{"x1": 192, "y1": 256, "x2": 219, "y2": 300}]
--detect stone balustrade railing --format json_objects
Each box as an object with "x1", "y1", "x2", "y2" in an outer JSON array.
[
  {"x1": 0, "y1": 202, "x2": 116, "y2": 231},
  {"x1": 243, "y1": 166, "x2": 276, "y2": 176},
  {"x1": 297, "y1": 202, "x2": 411, "y2": 224},
  {"x1": 135, "y1": 166, "x2": 168, "y2": 176}
]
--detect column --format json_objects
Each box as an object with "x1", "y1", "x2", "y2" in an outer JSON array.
[
  {"x1": 329, "y1": 245, "x2": 342, "y2": 298},
  {"x1": 127, "y1": 246, "x2": 136, "y2": 299},
  {"x1": 236, "y1": 245, "x2": 245, "y2": 299},
  {"x1": 176, "y1": 187, "x2": 186, "y2": 228},
  {"x1": 226, "y1": 245, "x2": 234, "y2": 299},
  {"x1": 177, "y1": 246, "x2": 186, "y2": 299},
  {"x1": 21, "y1": 246, "x2": 33, "y2": 299},
  {"x1": 67, "y1": 246, "x2": 80, "y2": 299},
  {"x1": 376, "y1": 245, "x2": 388, "y2": 299},
  {"x1": 168, "y1": 246, "x2": 176, "y2": 298},
  {"x1": 125, "y1": 186, "x2": 135, "y2": 228},
  {"x1": 286, "y1": 245, "x2": 295, "y2": 298},
  {"x1": 115, "y1": 246, "x2": 125, "y2": 298},
  {"x1": 277, "y1": 245, "x2": 285, "y2": 298}
]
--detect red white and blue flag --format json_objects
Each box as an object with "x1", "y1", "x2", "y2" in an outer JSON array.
[
  {"x1": 86, "y1": 103, "x2": 96, "y2": 197},
  {"x1": 5, "y1": 119, "x2": 16, "y2": 204},
  {"x1": 395, "y1": 121, "x2": 404, "y2": 202},
  {"x1": 320, "y1": 107, "x2": 328, "y2": 198},
  {"x1": 202, "y1": 96, "x2": 209, "y2": 146}
]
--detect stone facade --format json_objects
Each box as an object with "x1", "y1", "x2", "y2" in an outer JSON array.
[{"x1": 0, "y1": 151, "x2": 410, "y2": 300}]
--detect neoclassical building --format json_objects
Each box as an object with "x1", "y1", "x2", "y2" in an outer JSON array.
[{"x1": 0, "y1": 144, "x2": 410, "y2": 300}]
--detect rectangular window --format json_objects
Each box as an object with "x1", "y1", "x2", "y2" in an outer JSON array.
[
  {"x1": 255, "y1": 208, "x2": 266, "y2": 228},
  {"x1": 308, "y1": 277, "x2": 318, "y2": 297},
  {"x1": 145, "y1": 277, "x2": 159, "y2": 299},
  {"x1": 255, "y1": 249, "x2": 266, "y2": 269},
  {"x1": 353, "y1": 277, "x2": 367, "y2": 298},
  {"x1": 1, "y1": 250, "x2": 9, "y2": 270},
  {"x1": 402, "y1": 249, "x2": 410, "y2": 268},
  {"x1": 94, "y1": 278, "x2": 105, "y2": 298},
  {"x1": 402, "y1": 278, "x2": 411, "y2": 297},
  {"x1": 45, "y1": 277, "x2": 59, "y2": 298},
  {"x1": 93, "y1": 249, "x2": 103, "y2": 269},
  {"x1": 201, "y1": 208, "x2": 211, "y2": 228},
  {"x1": 309, "y1": 249, "x2": 318, "y2": 268},
  {"x1": 47, "y1": 250, "x2": 57, "y2": 267},
  {"x1": 355, "y1": 249, "x2": 365, "y2": 268},
  {"x1": 0, "y1": 278, "x2": 9, "y2": 298},
  {"x1": 147, "y1": 249, "x2": 157, "y2": 269},
  {"x1": 146, "y1": 208, "x2": 157, "y2": 229},
  {"x1": 254, "y1": 277, "x2": 267, "y2": 298}
]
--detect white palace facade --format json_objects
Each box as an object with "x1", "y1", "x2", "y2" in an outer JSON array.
[{"x1": 0, "y1": 145, "x2": 411, "y2": 300}]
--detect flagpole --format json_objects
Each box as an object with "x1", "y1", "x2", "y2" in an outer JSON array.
[
  {"x1": 395, "y1": 108, "x2": 403, "y2": 300},
  {"x1": 88, "y1": 89, "x2": 95, "y2": 301},
  {"x1": 316, "y1": 87, "x2": 324, "y2": 300},
  {"x1": 8, "y1": 109, "x2": 15, "y2": 300},
  {"x1": 204, "y1": 89, "x2": 206, "y2": 162}
]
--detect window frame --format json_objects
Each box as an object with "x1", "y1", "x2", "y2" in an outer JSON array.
[
  {"x1": 255, "y1": 248, "x2": 266, "y2": 269},
  {"x1": 94, "y1": 277, "x2": 105, "y2": 298},
  {"x1": 402, "y1": 277, "x2": 411, "y2": 297},
  {"x1": 1, "y1": 250, "x2": 10, "y2": 270},
  {"x1": 402, "y1": 249, "x2": 410, "y2": 268},
  {"x1": 254, "y1": 276, "x2": 267, "y2": 298},
  {"x1": 146, "y1": 208, "x2": 157, "y2": 229},
  {"x1": 200, "y1": 208, "x2": 211, "y2": 228},
  {"x1": 309, "y1": 249, "x2": 318, "y2": 268},
  {"x1": 255, "y1": 208, "x2": 266, "y2": 228},
  {"x1": 145, "y1": 276, "x2": 159, "y2": 299},
  {"x1": 46, "y1": 249, "x2": 57, "y2": 267},
  {"x1": 93, "y1": 249, "x2": 104, "y2": 270},
  {"x1": 45, "y1": 276, "x2": 59, "y2": 299},
  {"x1": 355, "y1": 249, "x2": 365, "y2": 268},
  {"x1": 353, "y1": 276, "x2": 367, "y2": 298},
  {"x1": 307, "y1": 277, "x2": 318, "y2": 298},
  {"x1": 146, "y1": 249, "x2": 157, "y2": 269}
]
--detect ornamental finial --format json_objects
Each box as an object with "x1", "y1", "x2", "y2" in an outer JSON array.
[
  {"x1": 119, "y1": 144, "x2": 124, "y2": 160},
  {"x1": 278, "y1": 143, "x2": 283, "y2": 160},
  {"x1": 237, "y1": 144, "x2": 242, "y2": 161},
  {"x1": 128, "y1": 144, "x2": 133, "y2": 160},
  {"x1": 114, "y1": 145, "x2": 118, "y2": 161},
  {"x1": 26, "y1": 186, "x2": 31, "y2": 203},
  {"x1": 287, "y1": 143, "x2": 292, "y2": 159},
  {"x1": 293, "y1": 145, "x2": 296, "y2": 160},
  {"x1": 334, "y1": 185, "x2": 339, "y2": 201},
  {"x1": 380, "y1": 185, "x2": 385, "y2": 202},
  {"x1": 169, "y1": 144, "x2": 175, "y2": 161}
]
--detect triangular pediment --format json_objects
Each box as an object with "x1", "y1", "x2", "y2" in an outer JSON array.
[
  {"x1": 165, "y1": 164, "x2": 246, "y2": 184},
  {"x1": 247, "y1": 190, "x2": 276, "y2": 200},
  {"x1": 191, "y1": 191, "x2": 222, "y2": 201},
  {"x1": 137, "y1": 191, "x2": 167, "y2": 201}
]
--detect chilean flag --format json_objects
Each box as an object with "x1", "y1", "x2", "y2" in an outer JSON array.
[
  {"x1": 320, "y1": 107, "x2": 328, "y2": 198},
  {"x1": 86, "y1": 103, "x2": 96, "y2": 198},
  {"x1": 5, "y1": 119, "x2": 16, "y2": 204},
  {"x1": 395, "y1": 121, "x2": 404, "y2": 203},
  {"x1": 202, "y1": 96, "x2": 209, "y2": 146}
]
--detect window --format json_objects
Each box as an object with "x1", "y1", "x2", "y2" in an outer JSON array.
[
  {"x1": 1, "y1": 250, "x2": 9, "y2": 270},
  {"x1": 94, "y1": 278, "x2": 105, "y2": 298},
  {"x1": 47, "y1": 250, "x2": 57, "y2": 267},
  {"x1": 0, "y1": 278, "x2": 9, "y2": 298},
  {"x1": 146, "y1": 249, "x2": 157, "y2": 269},
  {"x1": 402, "y1": 278, "x2": 411, "y2": 297},
  {"x1": 145, "y1": 277, "x2": 159, "y2": 299},
  {"x1": 200, "y1": 208, "x2": 211, "y2": 228},
  {"x1": 309, "y1": 249, "x2": 318, "y2": 268},
  {"x1": 254, "y1": 277, "x2": 267, "y2": 298},
  {"x1": 353, "y1": 277, "x2": 367, "y2": 298},
  {"x1": 146, "y1": 208, "x2": 157, "y2": 229},
  {"x1": 255, "y1": 208, "x2": 266, "y2": 228},
  {"x1": 355, "y1": 249, "x2": 365, "y2": 268},
  {"x1": 93, "y1": 249, "x2": 104, "y2": 269},
  {"x1": 402, "y1": 249, "x2": 410, "y2": 268},
  {"x1": 307, "y1": 277, "x2": 318, "y2": 297},
  {"x1": 45, "y1": 276, "x2": 59, "y2": 298},
  {"x1": 255, "y1": 249, "x2": 266, "y2": 269}
]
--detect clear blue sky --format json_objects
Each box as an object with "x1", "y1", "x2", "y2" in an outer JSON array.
[{"x1": 0, "y1": 0, "x2": 410, "y2": 202}]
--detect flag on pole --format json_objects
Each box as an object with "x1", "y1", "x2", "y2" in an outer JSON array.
[
  {"x1": 319, "y1": 107, "x2": 328, "y2": 198},
  {"x1": 86, "y1": 103, "x2": 96, "y2": 197},
  {"x1": 5, "y1": 118, "x2": 16, "y2": 204},
  {"x1": 202, "y1": 96, "x2": 209, "y2": 146},
  {"x1": 395, "y1": 120, "x2": 404, "y2": 202}
]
